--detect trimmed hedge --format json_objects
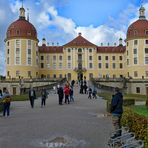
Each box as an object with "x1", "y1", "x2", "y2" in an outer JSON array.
[{"x1": 121, "y1": 107, "x2": 148, "y2": 147}]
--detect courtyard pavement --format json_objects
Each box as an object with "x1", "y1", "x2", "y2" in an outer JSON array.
[{"x1": 0, "y1": 83, "x2": 112, "y2": 148}]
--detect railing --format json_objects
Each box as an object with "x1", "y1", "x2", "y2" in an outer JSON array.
[{"x1": 73, "y1": 67, "x2": 87, "y2": 72}]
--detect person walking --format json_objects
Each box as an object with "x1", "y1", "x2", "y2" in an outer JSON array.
[
  {"x1": 110, "y1": 87, "x2": 123, "y2": 138},
  {"x1": 41, "y1": 88, "x2": 48, "y2": 107},
  {"x1": 92, "y1": 88, "x2": 97, "y2": 99},
  {"x1": 88, "y1": 87, "x2": 92, "y2": 99},
  {"x1": 64, "y1": 84, "x2": 70, "y2": 104},
  {"x1": 29, "y1": 87, "x2": 36, "y2": 108},
  {"x1": 2, "y1": 88, "x2": 12, "y2": 117},
  {"x1": 69, "y1": 86, "x2": 74, "y2": 102},
  {"x1": 57, "y1": 85, "x2": 64, "y2": 105},
  {"x1": 0, "y1": 89, "x2": 2, "y2": 99}
]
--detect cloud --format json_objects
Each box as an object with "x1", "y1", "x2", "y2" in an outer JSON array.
[{"x1": 10, "y1": 0, "x2": 21, "y2": 13}]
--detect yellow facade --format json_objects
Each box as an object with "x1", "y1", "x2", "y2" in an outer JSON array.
[{"x1": 5, "y1": 6, "x2": 148, "y2": 81}]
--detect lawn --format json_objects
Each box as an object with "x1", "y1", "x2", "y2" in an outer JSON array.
[
  {"x1": 98, "y1": 92, "x2": 147, "y2": 101},
  {"x1": 132, "y1": 105, "x2": 148, "y2": 117}
]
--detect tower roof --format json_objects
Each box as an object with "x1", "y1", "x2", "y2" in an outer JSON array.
[{"x1": 6, "y1": 7, "x2": 37, "y2": 41}]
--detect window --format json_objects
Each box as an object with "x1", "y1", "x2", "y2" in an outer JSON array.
[
  {"x1": 28, "y1": 57, "x2": 31, "y2": 65},
  {"x1": 145, "y1": 40, "x2": 148, "y2": 44},
  {"x1": 16, "y1": 30, "x2": 20, "y2": 35},
  {"x1": 46, "y1": 55, "x2": 49, "y2": 62},
  {"x1": 59, "y1": 63, "x2": 62, "y2": 69},
  {"x1": 89, "y1": 63, "x2": 93, "y2": 68},
  {"x1": 68, "y1": 56, "x2": 71, "y2": 61},
  {"x1": 112, "y1": 63, "x2": 116, "y2": 69},
  {"x1": 145, "y1": 71, "x2": 148, "y2": 77},
  {"x1": 105, "y1": 63, "x2": 109, "y2": 69},
  {"x1": 59, "y1": 56, "x2": 62, "y2": 60},
  {"x1": 16, "y1": 48, "x2": 20, "y2": 54},
  {"x1": 89, "y1": 56, "x2": 92, "y2": 60},
  {"x1": 53, "y1": 74, "x2": 56, "y2": 78},
  {"x1": 145, "y1": 30, "x2": 148, "y2": 35},
  {"x1": 98, "y1": 56, "x2": 101, "y2": 60},
  {"x1": 112, "y1": 56, "x2": 115, "y2": 60},
  {"x1": 16, "y1": 70, "x2": 20, "y2": 77},
  {"x1": 41, "y1": 56, "x2": 44, "y2": 60},
  {"x1": 68, "y1": 63, "x2": 71, "y2": 69},
  {"x1": 134, "y1": 71, "x2": 138, "y2": 77},
  {"x1": 127, "y1": 50, "x2": 128, "y2": 56},
  {"x1": 145, "y1": 48, "x2": 148, "y2": 54},
  {"x1": 98, "y1": 63, "x2": 102, "y2": 68},
  {"x1": 7, "y1": 71, "x2": 10, "y2": 77},
  {"x1": 28, "y1": 49, "x2": 31, "y2": 55},
  {"x1": 145, "y1": 57, "x2": 148, "y2": 64},
  {"x1": 7, "y1": 41, "x2": 9, "y2": 46},
  {"x1": 28, "y1": 40, "x2": 31, "y2": 46},
  {"x1": 119, "y1": 56, "x2": 122, "y2": 60},
  {"x1": 127, "y1": 42, "x2": 128, "y2": 46},
  {"x1": 136, "y1": 87, "x2": 140, "y2": 93},
  {"x1": 16, "y1": 57, "x2": 20, "y2": 64},
  {"x1": 105, "y1": 56, "x2": 108, "y2": 60},
  {"x1": 7, "y1": 49, "x2": 9, "y2": 54},
  {"x1": 134, "y1": 57, "x2": 138, "y2": 64},
  {"x1": 53, "y1": 56, "x2": 56, "y2": 61},
  {"x1": 59, "y1": 74, "x2": 62, "y2": 78},
  {"x1": 53, "y1": 63, "x2": 56, "y2": 69},
  {"x1": 7, "y1": 57, "x2": 9, "y2": 64},
  {"x1": 47, "y1": 64, "x2": 50, "y2": 68},
  {"x1": 120, "y1": 63, "x2": 123, "y2": 69},
  {"x1": 28, "y1": 71, "x2": 31, "y2": 77},
  {"x1": 134, "y1": 40, "x2": 138, "y2": 45},
  {"x1": 16, "y1": 40, "x2": 20, "y2": 47},
  {"x1": 41, "y1": 63, "x2": 44, "y2": 68},
  {"x1": 89, "y1": 48, "x2": 92, "y2": 52},
  {"x1": 78, "y1": 48, "x2": 82, "y2": 52},
  {"x1": 127, "y1": 59, "x2": 129, "y2": 65},
  {"x1": 68, "y1": 48, "x2": 71, "y2": 52},
  {"x1": 133, "y1": 48, "x2": 137, "y2": 54}
]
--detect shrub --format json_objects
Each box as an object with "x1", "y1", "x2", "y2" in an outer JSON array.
[
  {"x1": 121, "y1": 107, "x2": 148, "y2": 147},
  {"x1": 123, "y1": 99, "x2": 135, "y2": 106}
]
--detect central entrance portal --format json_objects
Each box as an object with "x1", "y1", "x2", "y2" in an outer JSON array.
[{"x1": 77, "y1": 73, "x2": 83, "y2": 81}]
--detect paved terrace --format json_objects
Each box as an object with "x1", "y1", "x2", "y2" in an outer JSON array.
[{"x1": 0, "y1": 83, "x2": 112, "y2": 148}]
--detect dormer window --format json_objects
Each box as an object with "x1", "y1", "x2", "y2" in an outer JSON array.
[
  {"x1": 145, "y1": 30, "x2": 148, "y2": 35},
  {"x1": 16, "y1": 30, "x2": 20, "y2": 35},
  {"x1": 27, "y1": 32, "x2": 31, "y2": 36},
  {"x1": 134, "y1": 30, "x2": 138, "y2": 36}
]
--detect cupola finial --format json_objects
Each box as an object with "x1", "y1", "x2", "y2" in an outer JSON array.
[{"x1": 139, "y1": 3, "x2": 146, "y2": 20}]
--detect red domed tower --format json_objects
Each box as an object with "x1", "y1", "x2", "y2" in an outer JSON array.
[
  {"x1": 126, "y1": 5, "x2": 148, "y2": 79},
  {"x1": 5, "y1": 6, "x2": 39, "y2": 79}
]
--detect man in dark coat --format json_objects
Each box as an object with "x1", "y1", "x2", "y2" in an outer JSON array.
[
  {"x1": 111, "y1": 87, "x2": 123, "y2": 138},
  {"x1": 29, "y1": 87, "x2": 36, "y2": 108},
  {"x1": 57, "y1": 85, "x2": 64, "y2": 105},
  {"x1": 41, "y1": 88, "x2": 48, "y2": 107}
]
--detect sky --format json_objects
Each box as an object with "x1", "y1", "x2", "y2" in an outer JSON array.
[{"x1": 0, "y1": 0, "x2": 148, "y2": 76}]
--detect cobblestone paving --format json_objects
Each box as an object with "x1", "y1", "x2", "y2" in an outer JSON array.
[{"x1": 0, "y1": 84, "x2": 112, "y2": 148}]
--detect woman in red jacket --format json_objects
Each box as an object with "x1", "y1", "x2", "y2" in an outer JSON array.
[{"x1": 64, "y1": 84, "x2": 70, "y2": 104}]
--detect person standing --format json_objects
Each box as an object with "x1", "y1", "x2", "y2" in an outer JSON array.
[
  {"x1": 110, "y1": 87, "x2": 123, "y2": 138},
  {"x1": 64, "y1": 84, "x2": 70, "y2": 104},
  {"x1": 41, "y1": 88, "x2": 48, "y2": 107},
  {"x1": 57, "y1": 85, "x2": 64, "y2": 105},
  {"x1": 2, "y1": 88, "x2": 12, "y2": 117},
  {"x1": 29, "y1": 87, "x2": 36, "y2": 108},
  {"x1": 69, "y1": 86, "x2": 74, "y2": 102}
]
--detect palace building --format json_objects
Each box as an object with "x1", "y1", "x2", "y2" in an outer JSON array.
[{"x1": 4, "y1": 5, "x2": 148, "y2": 95}]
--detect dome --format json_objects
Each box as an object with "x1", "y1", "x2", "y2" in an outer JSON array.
[
  {"x1": 6, "y1": 19, "x2": 37, "y2": 40},
  {"x1": 127, "y1": 5, "x2": 148, "y2": 40},
  {"x1": 127, "y1": 19, "x2": 148, "y2": 40}
]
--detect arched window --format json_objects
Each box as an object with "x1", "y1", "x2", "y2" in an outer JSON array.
[{"x1": 78, "y1": 48, "x2": 82, "y2": 52}]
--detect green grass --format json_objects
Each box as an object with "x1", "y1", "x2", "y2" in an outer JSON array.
[
  {"x1": 98, "y1": 92, "x2": 147, "y2": 101},
  {"x1": 12, "y1": 94, "x2": 29, "y2": 101},
  {"x1": 132, "y1": 105, "x2": 148, "y2": 117}
]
